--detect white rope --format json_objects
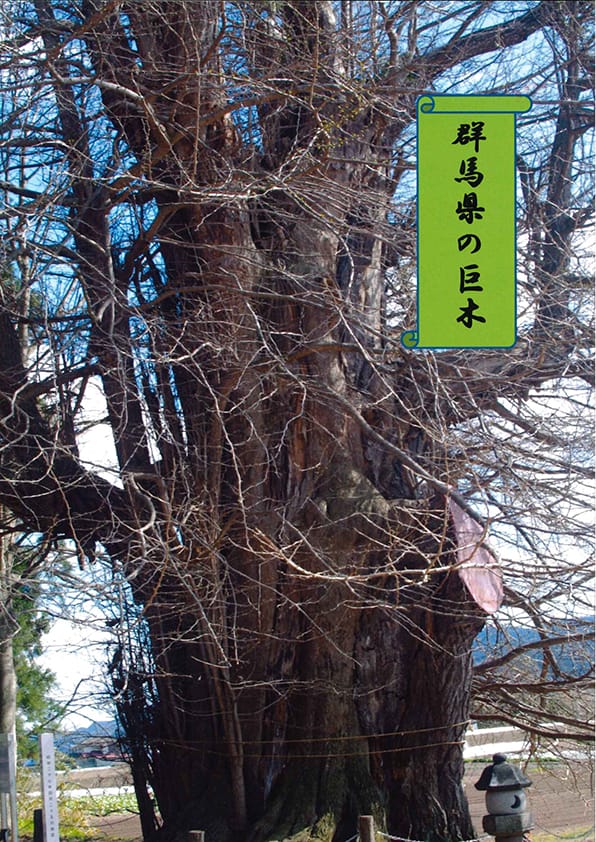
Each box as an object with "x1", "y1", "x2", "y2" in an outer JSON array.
[{"x1": 376, "y1": 831, "x2": 491, "y2": 842}]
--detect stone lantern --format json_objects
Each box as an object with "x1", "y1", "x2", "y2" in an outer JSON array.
[{"x1": 474, "y1": 753, "x2": 533, "y2": 842}]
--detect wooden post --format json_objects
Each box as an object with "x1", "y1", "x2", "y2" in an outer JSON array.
[
  {"x1": 32, "y1": 809, "x2": 43, "y2": 842},
  {"x1": 359, "y1": 814, "x2": 375, "y2": 842},
  {"x1": 0, "y1": 731, "x2": 18, "y2": 842}
]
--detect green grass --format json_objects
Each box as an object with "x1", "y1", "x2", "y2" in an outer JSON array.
[
  {"x1": 17, "y1": 788, "x2": 140, "y2": 841},
  {"x1": 530, "y1": 827, "x2": 595, "y2": 842},
  {"x1": 63, "y1": 791, "x2": 139, "y2": 816}
]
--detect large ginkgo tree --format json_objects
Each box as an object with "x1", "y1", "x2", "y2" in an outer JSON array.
[{"x1": 0, "y1": 2, "x2": 593, "y2": 840}]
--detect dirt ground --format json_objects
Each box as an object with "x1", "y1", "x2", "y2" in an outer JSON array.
[{"x1": 59, "y1": 761, "x2": 595, "y2": 840}]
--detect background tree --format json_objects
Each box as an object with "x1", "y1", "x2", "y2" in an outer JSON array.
[
  {"x1": 0, "y1": 513, "x2": 62, "y2": 759},
  {"x1": 10, "y1": 560, "x2": 62, "y2": 759},
  {"x1": 0, "y1": 2, "x2": 593, "y2": 841},
  {"x1": 0, "y1": 271, "x2": 61, "y2": 757}
]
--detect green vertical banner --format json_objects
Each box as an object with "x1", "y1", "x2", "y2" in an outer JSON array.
[{"x1": 402, "y1": 95, "x2": 531, "y2": 349}]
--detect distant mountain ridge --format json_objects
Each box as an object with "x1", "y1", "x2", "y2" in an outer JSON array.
[
  {"x1": 56, "y1": 719, "x2": 118, "y2": 753},
  {"x1": 473, "y1": 616, "x2": 595, "y2": 678}
]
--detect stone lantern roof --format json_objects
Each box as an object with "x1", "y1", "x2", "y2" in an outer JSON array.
[{"x1": 474, "y1": 753, "x2": 532, "y2": 792}]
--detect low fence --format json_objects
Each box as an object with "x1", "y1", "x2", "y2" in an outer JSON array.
[
  {"x1": 356, "y1": 815, "x2": 491, "y2": 842},
  {"x1": 175, "y1": 816, "x2": 492, "y2": 842}
]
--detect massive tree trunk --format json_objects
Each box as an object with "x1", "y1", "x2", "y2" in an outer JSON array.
[{"x1": 0, "y1": 2, "x2": 592, "y2": 840}]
